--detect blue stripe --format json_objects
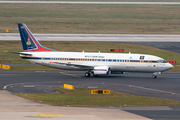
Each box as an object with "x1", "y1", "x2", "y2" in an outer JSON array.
[{"x1": 21, "y1": 57, "x2": 160, "y2": 63}]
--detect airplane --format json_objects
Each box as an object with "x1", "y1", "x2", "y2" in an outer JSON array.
[{"x1": 8, "y1": 23, "x2": 173, "y2": 79}]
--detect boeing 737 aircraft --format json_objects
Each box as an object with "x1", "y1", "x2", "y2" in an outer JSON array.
[{"x1": 9, "y1": 23, "x2": 173, "y2": 79}]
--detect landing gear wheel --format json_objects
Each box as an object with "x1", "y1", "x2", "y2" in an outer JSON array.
[
  {"x1": 152, "y1": 75, "x2": 157, "y2": 79},
  {"x1": 85, "y1": 72, "x2": 90, "y2": 77}
]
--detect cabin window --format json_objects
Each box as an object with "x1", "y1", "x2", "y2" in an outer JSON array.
[
  {"x1": 69, "y1": 58, "x2": 75, "y2": 61},
  {"x1": 130, "y1": 60, "x2": 140, "y2": 62},
  {"x1": 159, "y1": 59, "x2": 166, "y2": 63}
]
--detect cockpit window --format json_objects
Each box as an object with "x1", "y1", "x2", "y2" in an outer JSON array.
[
  {"x1": 163, "y1": 60, "x2": 166, "y2": 63},
  {"x1": 159, "y1": 59, "x2": 166, "y2": 63}
]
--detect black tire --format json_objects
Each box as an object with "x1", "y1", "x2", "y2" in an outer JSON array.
[
  {"x1": 85, "y1": 72, "x2": 90, "y2": 77},
  {"x1": 152, "y1": 75, "x2": 157, "y2": 79}
]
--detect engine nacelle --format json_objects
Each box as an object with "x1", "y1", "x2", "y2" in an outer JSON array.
[{"x1": 93, "y1": 66, "x2": 111, "y2": 75}]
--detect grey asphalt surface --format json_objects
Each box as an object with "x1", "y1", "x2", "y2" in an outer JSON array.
[
  {"x1": 1, "y1": 1, "x2": 180, "y2": 4},
  {"x1": 1, "y1": 33, "x2": 180, "y2": 42},
  {"x1": 0, "y1": 71, "x2": 180, "y2": 101},
  {"x1": 1, "y1": 70, "x2": 180, "y2": 119}
]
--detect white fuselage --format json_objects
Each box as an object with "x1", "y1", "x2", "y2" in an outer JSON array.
[{"x1": 20, "y1": 51, "x2": 173, "y2": 73}]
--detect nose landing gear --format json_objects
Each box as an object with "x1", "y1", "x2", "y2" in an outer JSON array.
[
  {"x1": 152, "y1": 72, "x2": 161, "y2": 79},
  {"x1": 152, "y1": 74, "x2": 157, "y2": 79}
]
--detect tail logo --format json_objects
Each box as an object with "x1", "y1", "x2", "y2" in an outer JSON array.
[
  {"x1": 18, "y1": 23, "x2": 56, "y2": 52},
  {"x1": 26, "y1": 37, "x2": 31, "y2": 45}
]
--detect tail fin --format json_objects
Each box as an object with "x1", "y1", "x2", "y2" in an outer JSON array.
[{"x1": 18, "y1": 23, "x2": 56, "y2": 52}]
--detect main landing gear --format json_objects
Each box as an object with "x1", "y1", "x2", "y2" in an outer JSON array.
[{"x1": 85, "y1": 72, "x2": 91, "y2": 77}]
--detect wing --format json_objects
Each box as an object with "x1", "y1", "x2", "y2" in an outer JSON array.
[{"x1": 49, "y1": 62, "x2": 94, "y2": 69}]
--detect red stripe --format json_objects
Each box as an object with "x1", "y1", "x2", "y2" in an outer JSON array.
[{"x1": 94, "y1": 69, "x2": 107, "y2": 71}]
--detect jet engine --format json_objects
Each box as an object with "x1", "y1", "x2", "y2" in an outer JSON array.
[{"x1": 93, "y1": 66, "x2": 111, "y2": 75}]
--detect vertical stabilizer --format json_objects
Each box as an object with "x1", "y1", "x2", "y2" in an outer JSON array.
[{"x1": 18, "y1": 23, "x2": 55, "y2": 52}]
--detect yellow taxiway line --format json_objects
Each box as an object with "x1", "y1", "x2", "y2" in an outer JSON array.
[
  {"x1": 30, "y1": 114, "x2": 67, "y2": 118},
  {"x1": 59, "y1": 72, "x2": 81, "y2": 78}
]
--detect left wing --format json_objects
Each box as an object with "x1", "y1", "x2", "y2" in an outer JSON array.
[{"x1": 49, "y1": 62, "x2": 94, "y2": 69}]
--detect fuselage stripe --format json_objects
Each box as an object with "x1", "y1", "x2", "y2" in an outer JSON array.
[{"x1": 20, "y1": 57, "x2": 165, "y2": 63}]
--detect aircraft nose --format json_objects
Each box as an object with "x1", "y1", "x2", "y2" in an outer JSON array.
[{"x1": 167, "y1": 63, "x2": 173, "y2": 69}]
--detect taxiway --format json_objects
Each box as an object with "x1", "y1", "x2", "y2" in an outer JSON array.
[
  {"x1": 1, "y1": 70, "x2": 180, "y2": 119},
  {"x1": 1, "y1": 1, "x2": 180, "y2": 4},
  {"x1": 1, "y1": 71, "x2": 180, "y2": 101}
]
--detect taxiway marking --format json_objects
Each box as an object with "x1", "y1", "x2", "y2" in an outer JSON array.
[
  {"x1": 110, "y1": 83, "x2": 180, "y2": 95},
  {"x1": 59, "y1": 72, "x2": 81, "y2": 78},
  {"x1": 29, "y1": 114, "x2": 67, "y2": 118}
]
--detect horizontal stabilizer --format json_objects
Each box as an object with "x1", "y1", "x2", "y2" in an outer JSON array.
[{"x1": 5, "y1": 51, "x2": 32, "y2": 56}]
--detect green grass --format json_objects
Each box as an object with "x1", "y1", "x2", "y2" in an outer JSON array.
[
  {"x1": 0, "y1": 4, "x2": 180, "y2": 34},
  {"x1": 14, "y1": 88, "x2": 180, "y2": 107},
  {"x1": 170, "y1": 66, "x2": 180, "y2": 71},
  {"x1": 9, "y1": 66, "x2": 59, "y2": 71},
  {"x1": 0, "y1": 41, "x2": 180, "y2": 65},
  {"x1": 1, "y1": 0, "x2": 180, "y2": 2}
]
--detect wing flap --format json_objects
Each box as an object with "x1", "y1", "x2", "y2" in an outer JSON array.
[{"x1": 50, "y1": 62, "x2": 93, "y2": 69}]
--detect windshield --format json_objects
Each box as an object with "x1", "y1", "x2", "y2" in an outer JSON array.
[{"x1": 158, "y1": 59, "x2": 166, "y2": 63}]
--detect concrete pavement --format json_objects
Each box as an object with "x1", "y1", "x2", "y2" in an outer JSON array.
[
  {"x1": 0, "y1": 33, "x2": 180, "y2": 42},
  {"x1": 0, "y1": 90, "x2": 151, "y2": 120}
]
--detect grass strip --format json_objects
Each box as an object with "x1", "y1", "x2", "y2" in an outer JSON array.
[
  {"x1": 8, "y1": 66, "x2": 59, "y2": 71},
  {"x1": 0, "y1": 4, "x2": 180, "y2": 34},
  {"x1": 2, "y1": 0, "x2": 180, "y2": 2},
  {"x1": 14, "y1": 88, "x2": 180, "y2": 107}
]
